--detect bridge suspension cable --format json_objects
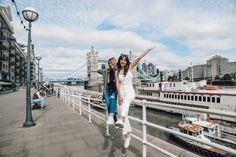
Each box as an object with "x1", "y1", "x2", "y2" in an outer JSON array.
[{"x1": 62, "y1": 62, "x2": 87, "y2": 79}]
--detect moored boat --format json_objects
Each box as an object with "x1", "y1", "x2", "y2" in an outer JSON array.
[{"x1": 170, "y1": 122, "x2": 227, "y2": 157}]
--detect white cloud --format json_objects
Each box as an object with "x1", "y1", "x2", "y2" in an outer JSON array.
[{"x1": 6, "y1": 0, "x2": 236, "y2": 79}]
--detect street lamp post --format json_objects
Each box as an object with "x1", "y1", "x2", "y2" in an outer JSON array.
[
  {"x1": 36, "y1": 55, "x2": 42, "y2": 89},
  {"x1": 22, "y1": 7, "x2": 39, "y2": 127}
]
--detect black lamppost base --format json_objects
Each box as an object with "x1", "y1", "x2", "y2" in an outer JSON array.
[{"x1": 23, "y1": 121, "x2": 36, "y2": 127}]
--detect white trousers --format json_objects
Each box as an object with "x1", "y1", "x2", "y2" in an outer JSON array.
[{"x1": 119, "y1": 85, "x2": 135, "y2": 135}]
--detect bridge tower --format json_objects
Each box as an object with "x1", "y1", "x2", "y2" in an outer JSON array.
[
  {"x1": 85, "y1": 46, "x2": 100, "y2": 91},
  {"x1": 87, "y1": 46, "x2": 98, "y2": 79}
]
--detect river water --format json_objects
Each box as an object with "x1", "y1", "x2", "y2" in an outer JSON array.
[{"x1": 129, "y1": 104, "x2": 182, "y2": 143}]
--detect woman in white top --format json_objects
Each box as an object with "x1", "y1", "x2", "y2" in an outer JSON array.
[{"x1": 115, "y1": 47, "x2": 155, "y2": 148}]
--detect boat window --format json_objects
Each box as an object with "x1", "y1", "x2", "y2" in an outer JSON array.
[
  {"x1": 178, "y1": 95, "x2": 180, "y2": 99},
  {"x1": 203, "y1": 96, "x2": 206, "y2": 102},
  {"x1": 184, "y1": 95, "x2": 187, "y2": 100},
  {"x1": 207, "y1": 97, "x2": 210, "y2": 102},
  {"x1": 212, "y1": 97, "x2": 215, "y2": 103},
  {"x1": 199, "y1": 96, "x2": 202, "y2": 101},
  {"x1": 181, "y1": 95, "x2": 183, "y2": 99},
  {"x1": 217, "y1": 97, "x2": 220, "y2": 103},
  {"x1": 191, "y1": 96, "x2": 194, "y2": 101},
  {"x1": 203, "y1": 127, "x2": 208, "y2": 132},
  {"x1": 187, "y1": 95, "x2": 190, "y2": 100},
  {"x1": 195, "y1": 96, "x2": 198, "y2": 101}
]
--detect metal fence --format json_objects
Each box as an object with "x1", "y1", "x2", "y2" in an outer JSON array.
[{"x1": 56, "y1": 85, "x2": 236, "y2": 157}]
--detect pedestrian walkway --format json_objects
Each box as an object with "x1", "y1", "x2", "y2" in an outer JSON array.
[
  {"x1": 0, "y1": 90, "x2": 139, "y2": 157},
  {"x1": 0, "y1": 90, "x2": 199, "y2": 157}
]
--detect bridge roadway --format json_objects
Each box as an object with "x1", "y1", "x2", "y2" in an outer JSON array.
[{"x1": 0, "y1": 90, "x2": 199, "y2": 157}]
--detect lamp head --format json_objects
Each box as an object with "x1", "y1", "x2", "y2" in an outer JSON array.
[
  {"x1": 22, "y1": 7, "x2": 39, "y2": 22},
  {"x1": 36, "y1": 55, "x2": 42, "y2": 60}
]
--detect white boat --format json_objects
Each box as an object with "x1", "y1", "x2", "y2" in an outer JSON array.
[
  {"x1": 135, "y1": 80, "x2": 236, "y2": 122},
  {"x1": 170, "y1": 122, "x2": 227, "y2": 157},
  {"x1": 181, "y1": 114, "x2": 236, "y2": 149}
]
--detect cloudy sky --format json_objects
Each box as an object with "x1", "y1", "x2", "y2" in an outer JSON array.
[{"x1": 2, "y1": 0, "x2": 236, "y2": 80}]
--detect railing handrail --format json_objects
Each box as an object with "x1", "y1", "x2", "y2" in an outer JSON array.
[
  {"x1": 57, "y1": 85, "x2": 236, "y2": 157},
  {"x1": 133, "y1": 99, "x2": 236, "y2": 118}
]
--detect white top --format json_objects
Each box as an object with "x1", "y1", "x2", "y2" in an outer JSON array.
[{"x1": 119, "y1": 71, "x2": 133, "y2": 86}]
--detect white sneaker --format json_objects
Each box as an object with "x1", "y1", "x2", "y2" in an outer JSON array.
[
  {"x1": 115, "y1": 119, "x2": 124, "y2": 128},
  {"x1": 124, "y1": 134, "x2": 131, "y2": 148},
  {"x1": 106, "y1": 116, "x2": 114, "y2": 125}
]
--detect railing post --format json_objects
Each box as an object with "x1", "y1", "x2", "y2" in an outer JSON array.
[
  {"x1": 79, "y1": 94, "x2": 82, "y2": 115},
  {"x1": 142, "y1": 99, "x2": 147, "y2": 157},
  {"x1": 105, "y1": 104, "x2": 110, "y2": 136},
  {"x1": 88, "y1": 96, "x2": 92, "y2": 123}
]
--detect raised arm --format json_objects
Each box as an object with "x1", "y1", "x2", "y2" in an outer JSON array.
[{"x1": 130, "y1": 47, "x2": 155, "y2": 70}]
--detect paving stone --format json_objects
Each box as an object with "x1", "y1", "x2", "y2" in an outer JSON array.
[
  {"x1": 63, "y1": 138, "x2": 88, "y2": 152},
  {"x1": 72, "y1": 148, "x2": 101, "y2": 157}
]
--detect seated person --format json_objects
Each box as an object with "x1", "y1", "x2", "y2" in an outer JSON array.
[{"x1": 32, "y1": 87, "x2": 46, "y2": 109}]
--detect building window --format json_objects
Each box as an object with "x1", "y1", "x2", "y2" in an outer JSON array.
[
  {"x1": 217, "y1": 97, "x2": 220, "y2": 103},
  {"x1": 184, "y1": 95, "x2": 187, "y2": 100},
  {"x1": 169, "y1": 94, "x2": 171, "y2": 98},
  {"x1": 207, "y1": 97, "x2": 211, "y2": 102},
  {"x1": 195, "y1": 96, "x2": 198, "y2": 101},
  {"x1": 175, "y1": 94, "x2": 177, "y2": 99},
  {"x1": 188, "y1": 95, "x2": 190, "y2": 100},
  {"x1": 170, "y1": 83, "x2": 172, "y2": 87},
  {"x1": 181, "y1": 95, "x2": 183, "y2": 99},
  {"x1": 166, "y1": 94, "x2": 168, "y2": 98},
  {"x1": 173, "y1": 83, "x2": 175, "y2": 87},
  {"x1": 203, "y1": 96, "x2": 206, "y2": 102},
  {"x1": 199, "y1": 96, "x2": 202, "y2": 101},
  {"x1": 191, "y1": 96, "x2": 194, "y2": 101},
  {"x1": 178, "y1": 95, "x2": 180, "y2": 99},
  {"x1": 172, "y1": 94, "x2": 174, "y2": 99},
  {"x1": 212, "y1": 97, "x2": 215, "y2": 103}
]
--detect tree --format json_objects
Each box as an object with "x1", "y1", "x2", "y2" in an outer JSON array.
[
  {"x1": 231, "y1": 72, "x2": 236, "y2": 80},
  {"x1": 215, "y1": 75, "x2": 220, "y2": 80},
  {"x1": 184, "y1": 76, "x2": 190, "y2": 80},
  {"x1": 223, "y1": 73, "x2": 232, "y2": 81}
]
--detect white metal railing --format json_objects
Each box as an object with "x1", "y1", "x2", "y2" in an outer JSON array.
[{"x1": 56, "y1": 85, "x2": 236, "y2": 157}]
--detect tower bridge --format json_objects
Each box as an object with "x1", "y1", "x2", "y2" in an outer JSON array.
[{"x1": 48, "y1": 47, "x2": 158, "y2": 85}]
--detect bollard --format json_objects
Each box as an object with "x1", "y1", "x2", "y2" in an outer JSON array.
[
  {"x1": 88, "y1": 96, "x2": 92, "y2": 123},
  {"x1": 142, "y1": 99, "x2": 147, "y2": 157}
]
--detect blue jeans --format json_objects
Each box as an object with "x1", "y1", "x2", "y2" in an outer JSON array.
[
  {"x1": 33, "y1": 98, "x2": 45, "y2": 108},
  {"x1": 104, "y1": 90, "x2": 117, "y2": 115}
]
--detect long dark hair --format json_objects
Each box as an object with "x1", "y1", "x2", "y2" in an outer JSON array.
[{"x1": 117, "y1": 54, "x2": 130, "y2": 76}]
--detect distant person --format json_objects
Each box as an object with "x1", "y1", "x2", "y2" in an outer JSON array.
[
  {"x1": 97, "y1": 57, "x2": 118, "y2": 125},
  {"x1": 115, "y1": 47, "x2": 155, "y2": 148},
  {"x1": 32, "y1": 87, "x2": 46, "y2": 109}
]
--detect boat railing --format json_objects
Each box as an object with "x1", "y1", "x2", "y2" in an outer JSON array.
[{"x1": 57, "y1": 85, "x2": 236, "y2": 157}]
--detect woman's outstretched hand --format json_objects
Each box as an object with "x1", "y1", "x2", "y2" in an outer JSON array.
[
  {"x1": 147, "y1": 46, "x2": 155, "y2": 52},
  {"x1": 118, "y1": 95, "x2": 123, "y2": 106}
]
